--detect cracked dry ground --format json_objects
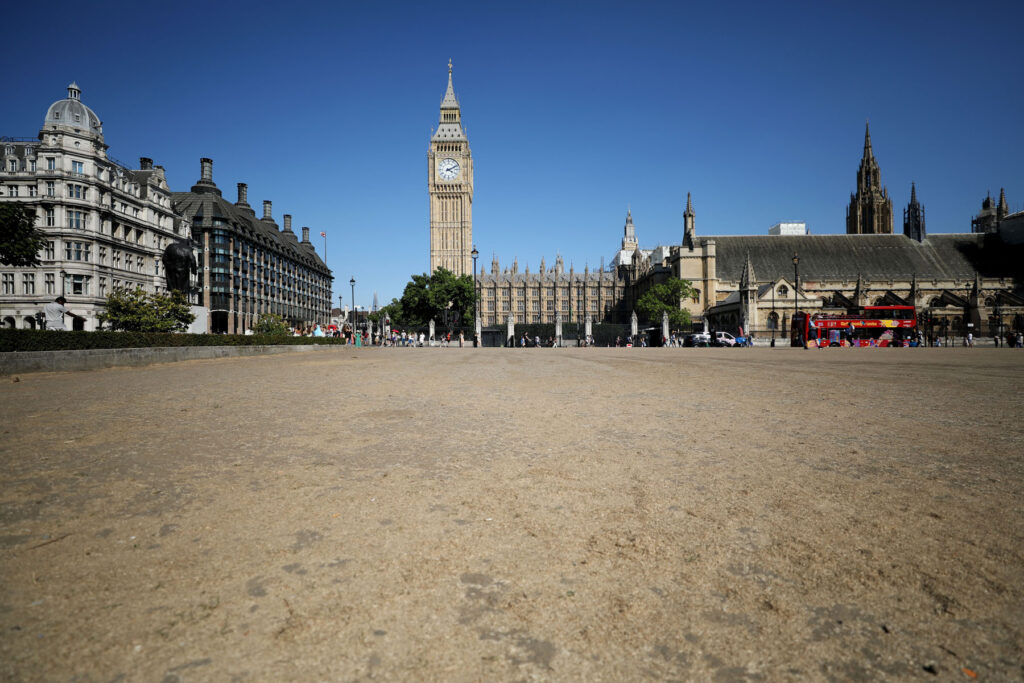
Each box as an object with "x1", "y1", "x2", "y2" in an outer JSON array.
[{"x1": 1, "y1": 348, "x2": 1022, "y2": 681}]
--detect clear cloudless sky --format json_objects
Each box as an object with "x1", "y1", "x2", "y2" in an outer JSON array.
[{"x1": 5, "y1": 0, "x2": 1022, "y2": 307}]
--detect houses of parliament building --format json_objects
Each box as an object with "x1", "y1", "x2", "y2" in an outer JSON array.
[{"x1": 430, "y1": 66, "x2": 1023, "y2": 337}]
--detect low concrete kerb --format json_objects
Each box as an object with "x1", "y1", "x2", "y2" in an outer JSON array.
[{"x1": 0, "y1": 344, "x2": 345, "y2": 376}]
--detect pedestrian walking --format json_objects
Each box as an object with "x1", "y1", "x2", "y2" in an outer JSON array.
[{"x1": 43, "y1": 296, "x2": 83, "y2": 331}]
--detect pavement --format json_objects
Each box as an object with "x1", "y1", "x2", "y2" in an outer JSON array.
[{"x1": 1, "y1": 347, "x2": 1022, "y2": 681}]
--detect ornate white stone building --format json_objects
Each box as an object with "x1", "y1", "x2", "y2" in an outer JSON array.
[{"x1": 0, "y1": 83, "x2": 184, "y2": 330}]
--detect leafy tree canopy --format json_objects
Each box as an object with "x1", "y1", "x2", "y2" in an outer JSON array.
[
  {"x1": 392, "y1": 268, "x2": 475, "y2": 327},
  {"x1": 98, "y1": 287, "x2": 196, "y2": 333},
  {"x1": 253, "y1": 313, "x2": 290, "y2": 336},
  {"x1": 0, "y1": 203, "x2": 48, "y2": 267},
  {"x1": 370, "y1": 299, "x2": 403, "y2": 327},
  {"x1": 636, "y1": 277, "x2": 699, "y2": 329}
]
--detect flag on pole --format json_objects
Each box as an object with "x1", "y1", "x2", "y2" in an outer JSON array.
[{"x1": 320, "y1": 231, "x2": 326, "y2": 237}]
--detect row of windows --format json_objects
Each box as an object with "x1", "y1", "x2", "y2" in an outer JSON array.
[
  {"x1": 205, "y1": 237, "x2": 329, "y2": 293},
  {"x1": 2, "y1": 149, "x2": 168, "y2": 207},
  {"x1": 0, "y1": 272, "x2": 89, "y2": 296}
]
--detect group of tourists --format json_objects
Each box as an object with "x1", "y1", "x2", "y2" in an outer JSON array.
[{"x1": 382, "y1": 330, "x2": 470, "y2": 347}]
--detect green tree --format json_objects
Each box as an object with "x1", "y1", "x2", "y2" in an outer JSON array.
[
  {"x1": 395, "y1": 268, "x2": 475, "y2": 326},
  {"x1": 0, "y1": 203, "x2": 48, "y2": 267},
  {"x1": 253, "y1": 313, "x2": 290, "y2": 336},
  {"x1": 370, "y1": 299, "x2": 403, "y2": 327},
  {"x1": 636, "y1": 277, "x2": 699, "y2": 328},
  {"x1": 98, "y1": 287, "x2": 196, "y2": 332}
]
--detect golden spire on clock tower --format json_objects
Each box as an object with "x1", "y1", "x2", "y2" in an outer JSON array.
[{"x1": 429, "y1": 61, "x2": 473, "y2": 276}]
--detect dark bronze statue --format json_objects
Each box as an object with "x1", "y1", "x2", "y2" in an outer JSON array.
[{"x1": 162, "y1": 239, "x2": 197, "y2": 296}]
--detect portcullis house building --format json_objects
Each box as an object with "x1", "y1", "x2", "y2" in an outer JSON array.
[{"x1": 172, "y1": 159, "x2": 332, "y2": 333}]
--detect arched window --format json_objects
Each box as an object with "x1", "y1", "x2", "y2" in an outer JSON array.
[{"x1": 767, "y1": 312, "x2": 780, "y2": 330}]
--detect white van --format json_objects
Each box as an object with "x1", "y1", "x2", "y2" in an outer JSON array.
[{"x1": 714, "y1": 331, "x2": 737, "y2": 346}]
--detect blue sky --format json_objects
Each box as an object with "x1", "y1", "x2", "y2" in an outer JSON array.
[{"x1": 5, "y1": 0, "x2": 1022, "y2": 307}]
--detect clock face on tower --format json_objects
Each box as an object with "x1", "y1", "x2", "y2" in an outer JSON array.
[{"x1": 438, "y1": 158, "x2": 460, "y2": 181}]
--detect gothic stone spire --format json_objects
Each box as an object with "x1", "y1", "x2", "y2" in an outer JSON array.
[
  {"x1": 847, "y1": 122, "x2": 893, "y2": 234},
  {"x1": 903, "y1": 182, "x2": 926, "y2": 242},
  {"x1": 739, "y1": 251, "x2": 756, "y2": 289},
  {"x1": 683, "y1": 192, "x2": 696, "y2": 248}
]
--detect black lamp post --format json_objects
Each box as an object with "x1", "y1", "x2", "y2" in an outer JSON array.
[
  {"x1": 770, "y1": 281, "x2": 776, "y2": 348},
  {"x1": 994, "y1": 299, "x2": 1002, "y2": 347},
  {"x1": 349, "y1": 277, "x2": 355, "y2": 340},
  {"x1": 471, "y1": 245, "x2": 479, "y2": 326},
  {"x1": 792, "y1": 253, "x2": 800, "y2": 348}
]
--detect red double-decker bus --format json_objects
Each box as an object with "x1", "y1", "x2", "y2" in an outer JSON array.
[{"x1": 791, "y1": 305, "x2": 917, "y2": 347}]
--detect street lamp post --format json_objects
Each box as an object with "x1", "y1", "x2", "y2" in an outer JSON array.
[
  {"x1": 771, "y1": 281, "x2": 776, "y2": 348},
  {"x1": 349, "y1": 277, "x2": 356, "y2": 342},
  {"x1": 471, "y1": 245, "x2": 479, "y2": 328},
  {"x1": 994, "y1": 300, "x2": 1002, "y2": 347},
  {"x1": 792, "y1": 253, "x2": 801, "y2": 348}
]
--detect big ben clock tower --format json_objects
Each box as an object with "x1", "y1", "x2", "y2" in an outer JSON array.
[{"x1": 429, "y1": 60, "x2": 474, "y2": 276}]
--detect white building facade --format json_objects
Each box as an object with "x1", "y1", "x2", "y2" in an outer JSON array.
[
  {"x1": 768, "y1": 222, "x2": 807, "y2": 235},
  {"x1": 0, "y1": 83, "x2": 186, "y2": 330}
]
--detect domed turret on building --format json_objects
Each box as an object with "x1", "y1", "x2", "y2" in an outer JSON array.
[{"x1": 43, "y1": 83, "x2": 103, "y2": 140}]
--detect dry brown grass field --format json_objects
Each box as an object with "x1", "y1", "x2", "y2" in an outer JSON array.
[{"x1": 1, "y1": 347, "x2": 1022, "y2": 681}]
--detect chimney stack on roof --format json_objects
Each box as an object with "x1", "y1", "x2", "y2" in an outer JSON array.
[
  {"x1": 283, "y1": 214, "x2": 294, "y2": 233},
  {"x1": 190, "y1": 157, "x2": 221, "y2": 195},
  {"x1": 139, "y1": 157, "x2": 153, "y2": 170},
  {"x1": 262, "y1": 200, "x2": 273, "y2": 221},
  {"x1": 301, "y1": 226, "x2": 310, "y2": 243},
  {"x1": 237, "y1": 183, "x2": 248, "y2": 205}
]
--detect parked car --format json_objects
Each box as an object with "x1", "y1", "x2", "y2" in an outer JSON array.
[
  {"x1": 712, "y1": 331, "x2": 738, "y2": 347},
  {"x1": 684, "y1": 333, "x2": 711, "y2": 347}
]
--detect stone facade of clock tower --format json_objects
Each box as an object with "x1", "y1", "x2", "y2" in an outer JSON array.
[{"x1": 429, "y1": 61, "x2": 474, "y2": 277}]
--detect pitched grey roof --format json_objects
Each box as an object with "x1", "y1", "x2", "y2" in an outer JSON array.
[
  {"x1": 708, "y1": 234, "x2": 1022, "y2": 283},
  {"x1": 172, "y1": 188, "x2": 330, "y2": 275}
]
